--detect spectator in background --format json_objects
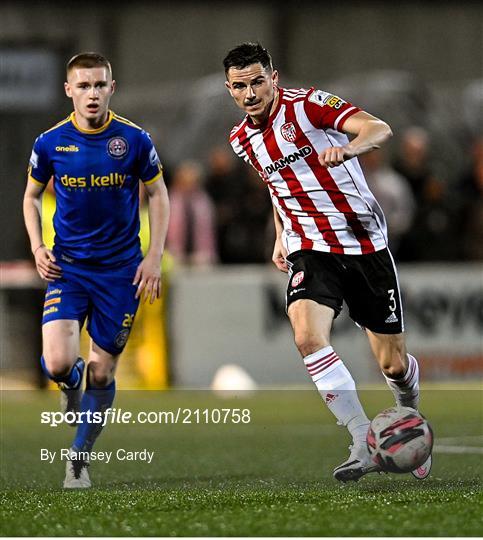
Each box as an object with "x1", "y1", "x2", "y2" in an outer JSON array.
[
  {"x1": 205, "y1": 146, "x2": 248, "y2": 263},
  {"x1": 167, "y1": 160, "x2": 217, "y2": 266},
  {"x1": 205, "y1": 146, "x2": 272, "y2": 263},
  {"x1": 240, "y1": 166, "x2": 273, "y2": 263},
  {"x1": 392, "y1": 126, "x2": 433, "y2": 200},
  {"x1": 460, "y1": 137, "x2": 483, "y2": 260},
  {"x1": 392, "y1": 126, "x2": 459, "y2": 261},
  {"x1": 206, "y1": 146, "x2": 245, "y2": 206},
  {"x1": 359, "y1": 150, "x2": 415, "y2": 256}
]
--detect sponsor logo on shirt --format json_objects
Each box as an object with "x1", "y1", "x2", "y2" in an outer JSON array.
[
  {"x1": 55, "y1": 145, "x2": 79, "y2": 152},
  {"x1": 264, "y1": 146, "x2": 312, "y2": 175},
  {"x1": 59, "y1": 172, "x2": 127, "y2": 189}
]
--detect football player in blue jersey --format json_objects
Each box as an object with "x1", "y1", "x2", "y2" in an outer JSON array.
[{"x1": 23, "y1": 52, "x2": 170, "y2": 488}]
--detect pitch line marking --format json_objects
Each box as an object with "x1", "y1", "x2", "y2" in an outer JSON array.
[
  {"x1": 435, "y1": 435, "x2": 483, "y2": 445},
  {"x1": 433, "y1": 445, "x2": 483, "y2": 455}
]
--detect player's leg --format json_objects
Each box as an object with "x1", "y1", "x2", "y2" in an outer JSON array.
[
  {"x1": 42, "y1": 319, "x2": 81, "y2": 382},
  {"x1": 365, "y1": 329, "x2": 430, "y2": 479},
  {"x1": 64, "y1": 343, "x2": 119, "y2": 489},
  {"x1": 285, "y1": 251, "x2": 378, "y2": 482},
  {"x1": 288, "y1": 299, "x2": 379, "y2": 481},
  {"x1": 72, "y1": 342, "x2": 119, "y2": 454},
  {"x1": 41, "y1": 276, "x2": 88, "y2": 419},
  {"x1": 289, "y1": 299, "x2": 372, "y2": 444},
  {"x1": 346, "y1": 247, "x2": 420, "y2": 410},
  {"x1": 346, "y1": 248, "x2": 429, "y2": 478},
  {"x1": 366, "y1": 330, "x2": 419, "y2": 410},
  {"x1": 63, "y1": 262, "x2": 139, "y2": 488}
]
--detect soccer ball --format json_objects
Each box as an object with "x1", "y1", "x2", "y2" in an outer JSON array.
[{"x1": 366, "y1": 406, "x2": 433, "y2": 473}]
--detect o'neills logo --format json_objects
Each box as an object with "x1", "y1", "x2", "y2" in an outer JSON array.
[{"x1": 264, "y1": 146, "x2": 312, "y2": 175}]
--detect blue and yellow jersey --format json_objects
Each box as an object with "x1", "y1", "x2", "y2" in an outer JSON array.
[{"x1": 28, "y1": 111, "x2": 163, "y2": 267}]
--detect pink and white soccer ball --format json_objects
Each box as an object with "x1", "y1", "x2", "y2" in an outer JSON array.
[{"x1": 367, "y1": 406, "x2": 433, "y2": 473}]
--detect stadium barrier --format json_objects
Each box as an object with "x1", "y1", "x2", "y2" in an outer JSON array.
[
  {"x1": 169, "y1": 263, "x2": 483, "y2": 387},
  {"x1": 1, "y1": 262, "x2": 481, "y2": 388}
]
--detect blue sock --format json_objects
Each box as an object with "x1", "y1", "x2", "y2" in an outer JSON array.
[
  {"x1": 40, "y1": 356, "x2": 84, "y2": 389},
  {"x1": 72, "y1": 379, "x2": 116, "y2": 452}
]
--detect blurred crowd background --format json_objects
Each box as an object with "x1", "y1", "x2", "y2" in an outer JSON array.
[{"x1": 1, "y1": 1, "x2": 482, "y2": 266}]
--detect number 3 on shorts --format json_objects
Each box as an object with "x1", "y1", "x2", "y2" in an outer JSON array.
[{"x1": 388, "y1": 288, "x2": 396, "y2": 312}]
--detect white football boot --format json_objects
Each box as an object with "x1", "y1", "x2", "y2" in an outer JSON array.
[
  {"x1": 63, "y1": 450, "x2": 91, "y2": 489},
  {"x1": 333, "y1": 444, "x2": 382, "y2": 482}
]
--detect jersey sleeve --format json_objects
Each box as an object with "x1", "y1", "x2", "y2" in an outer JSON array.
[
  {"x1": 28, "y1": 135, "x2": 52, "y2": 186},
  {"x1": 137, "y1": 130, "x2": 163, "y2": 185},
  {"x1": 304, "y1": 88, "x2": 361, "y2": 132}
]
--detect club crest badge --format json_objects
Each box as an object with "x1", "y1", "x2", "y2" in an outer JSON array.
[
  {"x1": 107, "y1": 137, "x2": 129, "y2": 158},
  {"x1": 291, "y1": 271, "x2": 304, "y2": 287},
  {"x1": 281, "y1": 122, "x2": 297, "y2": 143},
  {"x1": 114, "y1": 329, "x2": 130, "y2": 348}
]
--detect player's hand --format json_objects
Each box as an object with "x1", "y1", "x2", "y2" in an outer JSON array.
[
  {"x1": 272, "y1": 237, "x2": 288, "y2": 273},
  {"x1": 133, "y1": 254, "x2": 162, "y2": 304},
  {"x1": 33, "y1": 245, "x2": 62, "y2": 282},
  {"x1": 318, "y1": 145, "x2": 355, "y2": 168}
]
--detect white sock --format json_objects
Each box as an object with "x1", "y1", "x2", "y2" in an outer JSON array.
[
  {"x1": 304, "y1": 346, "x2": 370, "y2": 445},
  {"x1": 383, "y1": 353, "x2": 420, "y2": 409}
]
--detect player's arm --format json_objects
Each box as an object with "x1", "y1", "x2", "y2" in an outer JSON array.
[
  {"x1": 271, "y1": 204, "x2": 288, "y2": 273},
  {"x1": 133, "y1": 176, "x2": 170, "y2": 304},
  {"x1": 23, "y1": 179, "x2": 62, "y2": 281},
  {"x1": 318, "y1": 111, "x2": 393, "y2": 168}
]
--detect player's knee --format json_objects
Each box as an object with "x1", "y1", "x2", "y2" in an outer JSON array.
[
  {"x1": 88, "y1": 366, "x2": 113, "y2": 388},
  {"x1": 89, "y1": 372, "x2": 112, "y2": 387},
  {"x1": 42, "y1": 354, "x2": 75, "y2": 379},
  {"x1": 294, "y1": 331, "x2": 329, "y2": 357}
]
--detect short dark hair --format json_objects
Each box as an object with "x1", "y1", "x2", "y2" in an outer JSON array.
[
  {"x1": 223, "y1": 42, "x2": 273, "y2": 76},
  {"x1": 66, "y1": 52, "x2": 112, "y2": 77}
]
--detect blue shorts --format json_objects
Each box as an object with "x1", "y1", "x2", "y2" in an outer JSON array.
[{"x1": 42, "y1": 258, "x2": 141, "y2": 355}]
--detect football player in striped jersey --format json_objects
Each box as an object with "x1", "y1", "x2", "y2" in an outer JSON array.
[{"x1": 224, "y1": 42, "x2": 430, "y2": 482}]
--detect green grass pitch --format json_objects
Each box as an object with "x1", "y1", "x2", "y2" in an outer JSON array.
[{"x1": 1, "y1": 386, "x2": 482, "y2": 536}]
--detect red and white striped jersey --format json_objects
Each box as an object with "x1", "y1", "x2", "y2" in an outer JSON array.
[{"x1": 229, "y1": 87, "x2": 388, "y2": 255}]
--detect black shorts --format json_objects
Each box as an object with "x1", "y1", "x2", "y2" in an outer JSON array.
[{"x1": 285, "y1": 248, "x2": 404, "y2": 334}]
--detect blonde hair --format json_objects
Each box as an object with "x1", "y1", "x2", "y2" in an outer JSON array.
[{"x1": 66, "y1": 52, "x2": 112, "y2": 77}]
